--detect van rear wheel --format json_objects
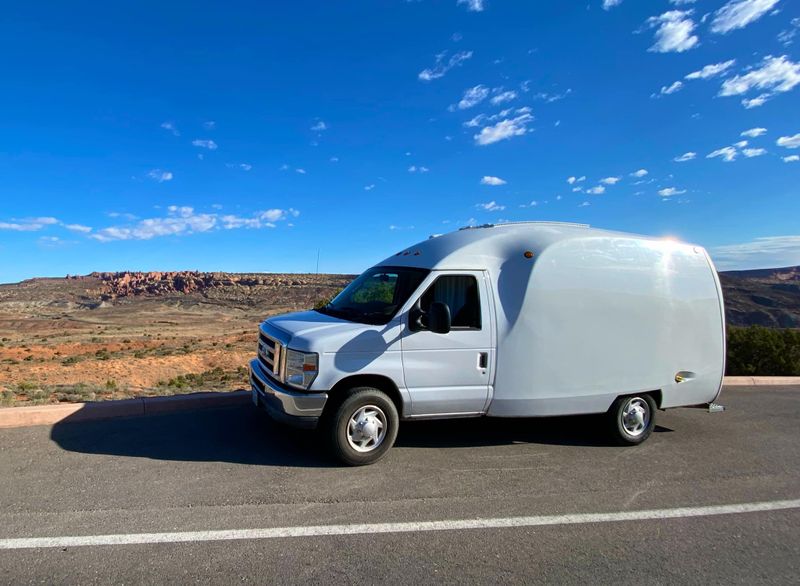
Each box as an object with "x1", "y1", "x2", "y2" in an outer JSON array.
[
  {"x1": 608, "y1": 394, "x2": 657, "y2": 445},
  {"x1": 324, "y1": 387, "x2": 399, "y2": 466}
]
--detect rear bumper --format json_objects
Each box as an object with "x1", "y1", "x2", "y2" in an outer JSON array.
[{"x1": 249, "y1": 359, "x2": 328, "y2": 429}]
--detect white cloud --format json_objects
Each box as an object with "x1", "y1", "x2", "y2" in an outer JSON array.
[
  {"x1": 147, "y1": 169, "x2": 173, "y2": 182},
  {"x1": 586, "y1": 185, "x2": 606, "y2": 195},
  {"x1": 669, "y1": 0, "x2": 697, "y2": 4},
  {"x1": 742, "y1": 94, "x2": 771, "y2": 108},
  {"x1": 0, "y1": 217, "x2": 60, "y2": 231},
  {"x1": 107, "y1": 212, "x2": 137, "y2": 220},
  {"x1": 64, "y1": 223, "x2": 92, "y2": 233},
  {"x1": 783, "y1": 155, "x2": 800, "y2": 162},
  {"x1": 480, "y1": 175, "x2": 507, "y2": 186},
  {"x1": 531, "y1": 89, "x2": 573, "y2": 103},
  {"x1": 743, "y1": 148, "x2": 767, "y2": 157},
  {"x1": 630, "y1": 169, "x2": 649, "y2": 177},
  {"x1": 579, "y1": 201, "x2": 591, "y2": 207},
  {"x1": 710, "y1": 0, "x2": 780, "y2": 35},
  {"x1": 457, "y1": 0, "x2": 484, "y2": 12},
  {"x1": 310, "y1": 120, "x2": 328, "y2": 132},
  {"x1": 239, "y1": 163, "x2": 252, "y2": 171},
  {"x1": 778, "y1": 18, "x2": 800, "y2": 46},
  {"x1": 719, "y1": 55, "x2": 800, "y2": 108},
  {"x1": 646, "y1": 10, "x2": 699, "y2": 53},
  {"x1": 777, "y1": 133, "x2": 800, "y2": 148},
  {"x1": 457, "y1": 85, "x2": 490, "y2": 109},
  {"x1": 463, "y1": 114, "x2": 485, "y2": 128},
  {"x1": 295, "y1": 168, "x2": 306, "y2": 174},
  {"x1": 418, "y1": 50, "x2": 473, "y2": 81},
  {"x1": 90, "y1": 206, "x2": 298, "y2": 242},
  {"x1": 160, "y1": 121, "x2": 179, "y2": 136},
  {"x1": 600, "y1": 176, "x2": 621, "y2": 185},
  {"x1": 490, "y1": 90, "x2": 517, "y2": 105},
  {"x1": 603, "y1": 0, "x2": 623, "y2": 10},
  {"x1": 476, "y1": 201, "x2": 505, "y2": 211},
  {"x1": 192, "y1": 139, "x2": 218, "y2": 150},
  {"x1": 203, "y1": 121, "x2": 216, "y2": 130},
  {"x1": 660, "y1": 80, "x2": 684, "y2": 95},
  {"x1": 674, "y1": 151, "x2": 697, "y2": 162},
  {"x1": 567, "y1": 175, "x2": 586, "y2": 185},
  {"x1": 408, "y1": 165, "x2": 430, "y2": 173},
  {"x1": 329, "y1": 156, "x2": 339, "y2": 163},
  {"x1": 733, "y1": 140, "x2": 749, "y2": 148},
  {"x1": 364, "y1": 184, "x2": 375, "y2": 191},
  {"x1": 658, "y1": 187, "x2": 687, "y2": 197},
  {"x1": 707, "y1": 146, "x2": 738, "y2": 162},
  {"x1": 741, "y1": 127, "x2": 767, "y2": 137},
  {"x1": 711, "y1": 235, "x2": 800, "y2": 270},
  {"x1": 685, "y1": 59, "x2": 736, "y2": 80},
  {"x1": 474, "y1": 111, "x2": 534, "y2": 146}
]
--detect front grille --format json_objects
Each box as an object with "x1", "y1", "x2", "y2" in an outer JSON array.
[{"x1": 257, "y1": 332, "x2": 285, "y2": 382}]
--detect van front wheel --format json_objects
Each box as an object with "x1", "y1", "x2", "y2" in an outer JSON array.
[
  {"x1": 608, "y1": 394, "x2": 657, "y2": 445},
  {"x1": 324, "y1": 387, "x2": 399, "y2": 466}
]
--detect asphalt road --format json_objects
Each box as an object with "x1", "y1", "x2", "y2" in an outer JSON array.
[{"x1": 0, "y1": 385, "x2": 798, "y2": 584}]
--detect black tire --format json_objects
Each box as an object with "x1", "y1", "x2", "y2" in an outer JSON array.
[
  {"x1": 323, "y1": 387, "x2": 399, "y2": 466},
  {"x1": 607, "y1": 393, "x2": 657, "y2": 445}
]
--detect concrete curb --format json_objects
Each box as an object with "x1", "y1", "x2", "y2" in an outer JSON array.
[
  {"x1": 722, "y1": 376, "x2": 800, "y2": 386},
  {"x1": 1, "y1": 376, "x2": 799, "y2": 430},
  {"x1": 0, "y1": 391, "x2": 250, "y2": 430}
]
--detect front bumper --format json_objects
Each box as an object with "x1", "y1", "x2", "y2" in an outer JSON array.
[{"x1": 249, "y1": 358, "x2": 328, "y2": 429}]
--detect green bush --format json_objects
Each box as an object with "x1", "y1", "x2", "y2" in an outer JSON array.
[{"x1": 726, "y1": 326, "x2": 800, "y2": 376}]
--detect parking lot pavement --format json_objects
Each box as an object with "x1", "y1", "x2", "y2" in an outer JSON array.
[{"x1": 0, "y1": 386, "x2": 798, "y2": 583}]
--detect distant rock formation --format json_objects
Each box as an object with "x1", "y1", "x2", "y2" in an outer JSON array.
[
  {"x1": 88, "y1": 271, "x2": 348, "y2": 299},
  {"x1": 718, "y1": 265, "x2": 800, "y2": 328}
]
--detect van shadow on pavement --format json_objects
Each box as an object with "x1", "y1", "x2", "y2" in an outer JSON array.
[{"x1": 50, "y1": 404, "x2": 673, "y2": 469}]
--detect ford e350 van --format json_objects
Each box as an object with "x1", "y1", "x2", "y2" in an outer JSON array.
[{"x1": 250, "y1": 222, "x2": 726, "y2": 465}]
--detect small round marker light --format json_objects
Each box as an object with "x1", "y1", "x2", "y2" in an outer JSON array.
[{"x1": 523, "y1": 250, "x2": 534, "y2": 259}]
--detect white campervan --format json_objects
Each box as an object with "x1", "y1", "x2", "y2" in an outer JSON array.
[{"x1": 250, "y1": 222, "x2": 726, "y2": 465}]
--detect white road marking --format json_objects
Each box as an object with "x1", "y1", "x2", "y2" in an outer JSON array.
[{"x1": 1, "y1": 499, "x2": 798, "y2": 550}]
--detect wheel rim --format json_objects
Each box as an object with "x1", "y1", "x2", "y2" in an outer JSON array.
[
  {"x1": 346, "y1": 405, "x2": 388, "y2": 453},
  {"x1": 620, "y1": 397, "x2": 650, "y2": 437}
]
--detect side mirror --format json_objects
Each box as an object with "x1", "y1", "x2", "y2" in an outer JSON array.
[{"x1": 427, "y1": 302, "x2": 451, "y2": 334}]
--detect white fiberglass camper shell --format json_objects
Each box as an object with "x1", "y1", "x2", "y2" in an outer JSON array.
[{"x1": 250, "y1": 222, "x2": 726, "y2": 465}]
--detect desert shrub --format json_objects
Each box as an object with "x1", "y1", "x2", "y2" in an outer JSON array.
[
  {"x1": 314, "y1": 288, "x2": 343, "y2": 309},
  {"x1": 16, "y1": 380, "x2": 39, "y2": 391},
  {"x1": 62, "y1": 356, "x2": 81, "y2": 365},
  {"x1": 157, "y1": 366, "x2": 248, "y2": 391},
  {"x1": 95, "y1": 349, "x2": 110, "y2": 360},
  {"x1": 0, "y1": 390, "x2": 14, "y2": 406},
  {"x1": 726, "y1": 326, "x2": 800, "y2": 376}
]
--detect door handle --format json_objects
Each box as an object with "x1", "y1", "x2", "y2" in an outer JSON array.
[{"x1": 478, "y1": 352, "x2": 488, "y2": 369}]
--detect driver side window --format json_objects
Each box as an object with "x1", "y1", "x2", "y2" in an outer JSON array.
[{"x1": 420, "y1": 275, "x2": 481, "y2": 330}]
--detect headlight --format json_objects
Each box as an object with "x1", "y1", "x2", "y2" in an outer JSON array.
[{"x1": 285, "y1": 349, "x2": 318, "y2": 390}]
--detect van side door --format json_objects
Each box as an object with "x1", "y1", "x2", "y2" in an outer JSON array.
[{"x1": 400, "y1": 270, "x2": 494, "y2": 416}]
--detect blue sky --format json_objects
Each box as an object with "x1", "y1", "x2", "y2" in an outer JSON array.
[{"x1": 1, "y1": 0, "x2": 799, "y2": 283}]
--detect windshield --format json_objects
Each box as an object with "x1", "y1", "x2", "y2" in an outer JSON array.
[{"x1": 316, "y1": 266, "x2": 429, "y2": 325}]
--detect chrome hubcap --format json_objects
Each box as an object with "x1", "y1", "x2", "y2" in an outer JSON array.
[
  {"x1": 347, "y1": 405, "x2": 387, "y2": 452},
  {"x1": 621, "y1": 398, "x2": 649, "y2": 437}
]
